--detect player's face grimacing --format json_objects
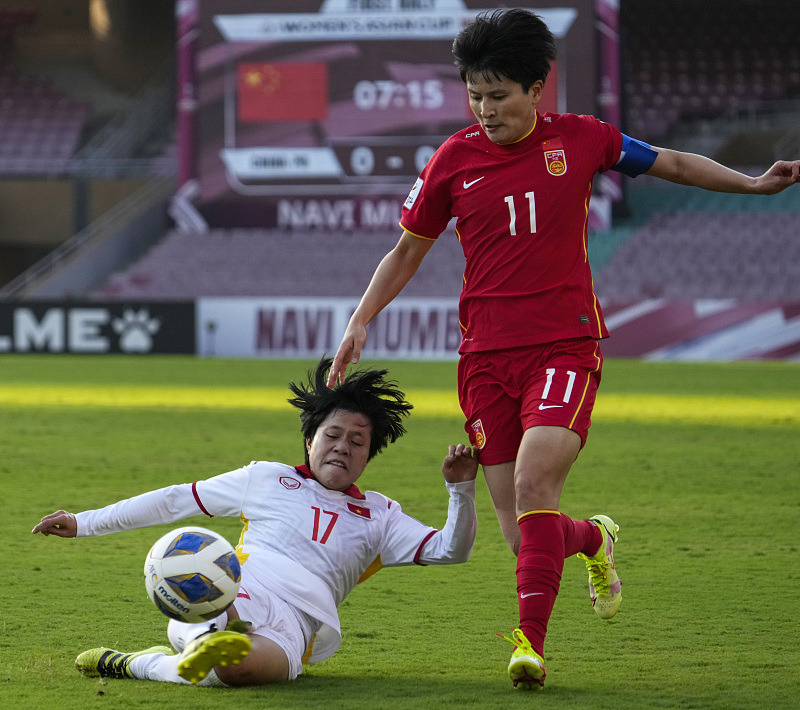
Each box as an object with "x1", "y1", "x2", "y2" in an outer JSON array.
[
  {"x1": 306, "y1": 409, "x2": 373, "y2": 491},
  {"x1": 467, "y1": 74, "x2": 543, "y2": 145}
]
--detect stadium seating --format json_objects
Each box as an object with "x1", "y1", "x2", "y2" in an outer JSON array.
[
  {"x1": 0, "y1": 6, "x2": 91, "y2": 175},
  {"x1": 622, "y1": 0, "x2": 800, "y2": 139},
  {"x1": 593, "y1": 211, "x2": 800, "y2": 301},
  {"x1": 93, "y1": 228, "x2": 466, "y2": 300},
  {"x1": 0, "y1": 65, "x2": 90, "y2": 174},
  {"x1": 95, "y1": 209, "x2": 799, "y2": 303}
]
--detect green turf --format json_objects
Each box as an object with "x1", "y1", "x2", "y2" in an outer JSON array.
[{"x1": 4, "y1": 355, "x2": 799, "y2": 709}]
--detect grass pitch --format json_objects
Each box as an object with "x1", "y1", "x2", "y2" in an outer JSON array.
[{"x1": 4, "y1": 355, "x2": 800, "y2": 709}]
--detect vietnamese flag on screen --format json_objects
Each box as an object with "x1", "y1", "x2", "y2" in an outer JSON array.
[{"x1": 237, "y1": 63, "x2": 329, "y2": 122}]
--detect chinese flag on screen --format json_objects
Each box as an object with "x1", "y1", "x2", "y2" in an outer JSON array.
[{"x1": 237, "y1": 63, "x2": 329, "y2": 122}]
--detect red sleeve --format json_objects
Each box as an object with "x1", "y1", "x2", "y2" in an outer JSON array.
[
  {"x1": 591, "y1": 115, "x2": 624, "y2": 174},
  {"x1": 400, "y1": 138, "x2": 456, "y2": 240}
]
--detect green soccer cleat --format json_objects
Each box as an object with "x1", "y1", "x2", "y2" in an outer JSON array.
[
  {"x1": 75, "y1": 645, "x2": 173, "y2": 679},
  {"x1": 177, "y1": 629, "x2": 252, "y2": 685},
  {"x1": 577, "y1": 514, "x2": 622, "y2": 619},
  {"x1": 499, "y1": 628, "x2": 546, "y2": 691}
]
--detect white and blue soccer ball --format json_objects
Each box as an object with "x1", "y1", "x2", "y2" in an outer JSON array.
[{"x1": 144, "y1": 526, "x2": 241, "y2": 623}]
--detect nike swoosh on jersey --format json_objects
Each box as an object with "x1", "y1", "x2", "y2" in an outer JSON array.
[
  {"x1": 538, "y1": 404, "x2": 564, "y2": 410},
  {"x1": 462, "y1": 176, "x2": 485, "y2": 189},
  {"x1": 520, "y1": 592, "x2": 544, "y2": 598}
]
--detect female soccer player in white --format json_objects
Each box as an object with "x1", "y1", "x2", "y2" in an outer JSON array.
[{"x1": 32, "y1": 357, "x2": 478, "y2": 687}]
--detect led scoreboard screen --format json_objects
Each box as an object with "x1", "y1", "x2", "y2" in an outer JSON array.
[{"x1": 183, "y1": 0, "x2": 576, "y2": 229}]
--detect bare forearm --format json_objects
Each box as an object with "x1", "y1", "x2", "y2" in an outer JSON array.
[
  {"x1": 349, "y1": 250, "x2": 417, "y2": 327},
  {"x1": 647, "y1": 148, "x2": 800, "y2": 195},
  {"x1": 648, "y1": 149, "x2": 755, "y2": 192},
  {"x1": 348, "y1": 232, "x2": 433, "y2": 327},
  {"x1": 328, "y1": 231, "x2": 433, "y2": 384}
]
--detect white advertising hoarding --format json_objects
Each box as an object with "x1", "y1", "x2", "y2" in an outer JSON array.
[{"x1": 197, "y1": 297, "x2": 461, "y2": 359}]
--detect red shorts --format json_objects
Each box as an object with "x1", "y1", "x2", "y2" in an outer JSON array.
[{"x1": 458, "y1": 337, "x2": 603, "y2": 466}]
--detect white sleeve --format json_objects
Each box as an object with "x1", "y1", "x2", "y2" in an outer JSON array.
[
  {"x1": 75, "y1": 466, "x2": 252, "y2": 537},
  {"x1": 380, "y1": 479, "x2": 477, "y2": 567}
]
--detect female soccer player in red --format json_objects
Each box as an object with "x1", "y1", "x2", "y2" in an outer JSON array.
[{"x1": 328, "y1": 8, "x2": 800, "y2": 691}]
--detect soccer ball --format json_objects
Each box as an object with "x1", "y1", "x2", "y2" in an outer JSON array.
[{"x1": 144, "y1": 526, "x2": 241, "y2": 623}]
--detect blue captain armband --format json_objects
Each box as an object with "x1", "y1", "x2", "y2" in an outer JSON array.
[{"x1": 612, "y1": 134, "x2": 658, "y2": 177}]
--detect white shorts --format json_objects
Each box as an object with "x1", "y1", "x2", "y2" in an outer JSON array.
[{"x1": 232, "y1": 582, "x2": 319, "y2": 680}]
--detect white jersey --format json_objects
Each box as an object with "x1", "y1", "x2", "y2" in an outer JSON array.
[{"x1": 75, "y1": 461, "x2": 477, "y2": 662}]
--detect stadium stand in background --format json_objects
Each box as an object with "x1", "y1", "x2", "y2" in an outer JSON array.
[
  {"x1": 0, "y1": 0, "x2": 175, "y2": 292},
  {"x1": 93, "y1": 227, "x2": 467, "y2": 300},
  {"x1": 622, "y1": 0, "x2": 800, "y2": 140},
  {"x1": 0, "y1": 7, "x2": 87, "y2": 175},
  {"x1": 0, "y1": 0, "x2": 798, "y2": 312}
]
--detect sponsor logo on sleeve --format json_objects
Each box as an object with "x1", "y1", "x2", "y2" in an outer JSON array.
[{"x1": 404, "y1": 177, "x2": 423, "y2": 209}]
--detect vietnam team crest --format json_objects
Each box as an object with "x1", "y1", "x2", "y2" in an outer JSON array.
[
  {"x1": 470, "y1": 419, "x2": 486, "y2": 449},
  {"x1": 542, "y1": 138, "x2": 567, "y2": 176},
  {"x1": 347, "y1": 502, "x2": 372, "y2": 519}
]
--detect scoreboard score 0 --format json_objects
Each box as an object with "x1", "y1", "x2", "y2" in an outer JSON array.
[{"x1": 184, "y1": 0, "x2": 576, "y2": 227}]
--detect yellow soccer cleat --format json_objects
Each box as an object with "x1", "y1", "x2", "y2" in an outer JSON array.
[
  {"x1": 177, "y1": 629, "x2": 251, "y2": 684},
  {"x1": 577, "y1": 514, "x2": 622, "y2": 619},
  {"x1": 75, "y1": 645, "x2": 173, "y2": 679},
  {"x1": 499, "y1": 628, "x2": 546, "y2": 691}
]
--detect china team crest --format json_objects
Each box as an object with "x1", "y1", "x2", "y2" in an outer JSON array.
[
  {"x1": 544, "y1": 148, "x2": 567, "y2": 175},
  {"x1": 470, "y1": 419, "x2": 486, "y2": 449},
  {"x1": 542, "y1": 138, "x2": 567, "y2": 176}
]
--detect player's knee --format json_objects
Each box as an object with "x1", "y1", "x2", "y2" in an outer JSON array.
[{"x1": 514, "y1": 473, "x2": 561, "y2": 512}]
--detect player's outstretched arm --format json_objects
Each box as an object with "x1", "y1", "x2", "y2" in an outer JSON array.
[
  {"x1": 327, "y1": 230, "x2": 434, "y2": 387},
  {"x1": 647, "y1": 148, "x2": 800, "y2": 195},
  {"x1": 441, "y1": 443, "x2": 479, "y2": 484},
  {"x1": 31, "y1": 510, "x2": 77, "y2": 538}
]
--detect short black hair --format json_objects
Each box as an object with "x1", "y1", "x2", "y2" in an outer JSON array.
[
  {"x1": 452, "y1": 8, "x2": 556, "y2": 92},
  {"x1": 287, "y1": 357, "x2": 413, "y2": 463}
]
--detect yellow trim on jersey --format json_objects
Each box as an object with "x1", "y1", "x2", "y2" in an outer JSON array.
[
  {"x1": 357, "y1": 555, "x2": 384, "y2": 584},
  {"x1": 582, "y1": 186, "x2": 605, "y2": 333},
  {"x1": 582, "y1": 189, "x2": 591, "y2": 262},
  {"x1": 517, "y1": 509, "x2": 560, "y2": 523},
  {"x1": 398, "y1": 223, "x2": 437, "y2": 241},
  {"x1": 569, "y1": 342, "x2": 602, "y2": 429},
  {"x1": 590, "y1": 277, "x2": 604, "y2": 334},
  {"x1": 301, "y1": 633, "x2": 317, "y2": 664},
  {"x1": 234, "y1": 512, "x2": 250, "y2": 566},
  {"x1": 512, "y1": 110, "x2": 538, "y2": 143}
]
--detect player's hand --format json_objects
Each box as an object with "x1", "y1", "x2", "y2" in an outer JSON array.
[
  {"x1": 442, "y1": 443, "x2": 479, "y2": 483},
  {"x1": 31, "y1": 510, "x2": 78, "y2": 538},
  {"x1": 327, "y1": 321, "x2": 368, "y2": 387},
  {"x1": 754, "y1": 159, "x2": 800, "y2": 194}
]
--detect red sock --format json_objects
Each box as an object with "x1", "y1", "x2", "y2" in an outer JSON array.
[
  {"x1": 516, "y1": 511, "x2": 564, "y2": 657},
  {"x1": 560, "y1": 514, "x2": 603, "y2": 558}
]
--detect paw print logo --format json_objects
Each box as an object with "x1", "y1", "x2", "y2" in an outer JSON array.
[{"x1": 111, "y1": 309, "x2": 161, "y2": 353}]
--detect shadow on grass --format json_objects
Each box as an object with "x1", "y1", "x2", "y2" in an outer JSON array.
[{"x1": 239, "y1": 673, "x2": 604, "y2": 710}]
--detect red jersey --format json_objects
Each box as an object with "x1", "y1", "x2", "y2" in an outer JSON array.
[{"x1": 400, "y1": 111, "x2": 623, "y2": 353}]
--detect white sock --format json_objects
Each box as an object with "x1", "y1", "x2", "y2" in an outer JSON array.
[
  {"x1": 167, "y1": 611, "x2": 228, "y2": 652},
  {"x1": 128, "y1": 648, "x2": 229, "y2": 686},
  {"x1": 129, "y1": 652, "x2": 189, "y2": 684}
]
